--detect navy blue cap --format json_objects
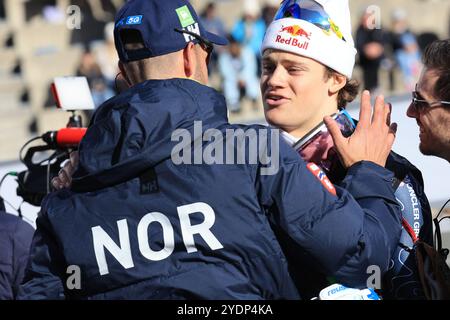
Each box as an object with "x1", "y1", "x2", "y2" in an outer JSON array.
[{"x1": 114, "y1": 0, "x2": 228, "y2": 62}]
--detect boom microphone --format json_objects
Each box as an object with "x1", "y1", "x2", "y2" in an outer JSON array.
[{"x1": 42, "y1": 127, "x2": 87, "y2": 148}]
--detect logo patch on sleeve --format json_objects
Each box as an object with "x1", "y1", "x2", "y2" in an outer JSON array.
[{"x1": 306, "y1": 162, "x2": 336, "y2": 196}]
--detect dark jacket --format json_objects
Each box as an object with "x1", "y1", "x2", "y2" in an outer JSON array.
[
  {"x1": 18, "y1": 79, "x2": 401, "y2": 299},
  {"x1": 331, "y1": 151, "x2": 432, "y2": 299},
  {"x1": 382, "y1": 152, "x2": 432, "y2": 299},
  {"x1": 292, "y1": 138, "x2": 432, "y2": 299},
  {"x1": 0, "y1": 212, "x2": 34, "y2": 299}
]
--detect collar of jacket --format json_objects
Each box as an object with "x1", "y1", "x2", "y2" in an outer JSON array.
[{"x1": 71, "y1": 78, "x2": 228, "y2": 192}]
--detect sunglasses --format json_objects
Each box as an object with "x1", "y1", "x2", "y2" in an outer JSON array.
[
  {"x1": 174, "y1": 28, "x2": 213, "y2": 65},
  {"x1": 274, "y1": 0, "x2": 346, "y2": 42},
  {"x1": 293, "y1": 110, "x2": 355, "y2": 174},
  {"x1": 411, "y1": 85, "x2": 450, "y2": 112}
]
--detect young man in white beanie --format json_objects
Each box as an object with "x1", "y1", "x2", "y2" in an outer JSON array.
[{"x1": 261, "y1": 0, "x2": 433, "y2": 299}]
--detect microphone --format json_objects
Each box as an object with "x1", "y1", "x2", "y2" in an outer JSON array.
[{"x1": 42, "y1": 127, "x2": 87, "y2": 148}]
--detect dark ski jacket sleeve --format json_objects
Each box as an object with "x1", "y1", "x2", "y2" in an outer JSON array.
[
  {"x1": 257, "y1": 142, "x2": 402, "y2": 288},
  {"x1": 0, "y1": 213, "x2": 34, "y2": 300},
  {"x1": 17, "y1": 208, "x2": 66, "y2": 300}
]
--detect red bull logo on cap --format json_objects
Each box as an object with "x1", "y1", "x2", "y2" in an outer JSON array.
[{"x1": 279, "y1": 25, "x2": 311, "y2": 40}]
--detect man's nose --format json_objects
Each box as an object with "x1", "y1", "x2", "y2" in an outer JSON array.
[
  {"x1": 406, "y1": 101, "x2": 417, "y2": 119},
  {"x1": 266, "y1": 65, "x2": 286, "y2": 89}
]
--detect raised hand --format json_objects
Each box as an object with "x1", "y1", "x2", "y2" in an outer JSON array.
[{"x1": 324, "y1": 90, "x2": 397, "y2": 169}]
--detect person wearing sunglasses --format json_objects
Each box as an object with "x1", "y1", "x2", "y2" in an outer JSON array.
[
  {"x1": 261, "y1": 0, "x2": 433, "y2": 299},
  {"x1": 407, "y1": 39, "x2": 450, "y2": 163}
]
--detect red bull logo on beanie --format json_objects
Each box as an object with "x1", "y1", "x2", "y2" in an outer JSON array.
[
  {"x1": 276, "y1": 24, "x2": 311, "y2": 50},
  {"x1": 279, "y1": 25, "x2": 311, "y2": 40}
]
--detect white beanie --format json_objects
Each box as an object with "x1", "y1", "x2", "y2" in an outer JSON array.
[{"x1": 261, "y1": 0, "x2": 356, "y2": 78}]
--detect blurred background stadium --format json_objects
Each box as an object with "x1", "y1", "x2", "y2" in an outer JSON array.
[
  {"x1": 0, "y1": 0, "x2": 449, "y2": 161},
  {"x1": 0, "y1": 0, "x2": 449, "y2": 236}
]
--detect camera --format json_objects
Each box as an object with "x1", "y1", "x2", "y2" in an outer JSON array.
[{"x1": 5, "y1": 77, "x2": 94, "y2": 207}]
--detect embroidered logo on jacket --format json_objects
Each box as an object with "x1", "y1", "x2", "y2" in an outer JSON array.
[{"x1": 306, "y1": 162, "x2": 336, "y2": 195}]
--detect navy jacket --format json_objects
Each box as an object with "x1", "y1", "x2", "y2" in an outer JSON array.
[
  {"x1": 0, "y1": 212, "x2": 34, "y2": 299},
  {"x1": 325, "y1": 123, "x2": 433, "y2": 299},
  {"x1": 382, "y1": 152, "x2": 432, "y2": 299},
  {"x1": 291, "y1": 142, "x2": 432, "y2": 299},
  {"x1": 18, "y1": 79, "x2": 402, "y2": 299}
]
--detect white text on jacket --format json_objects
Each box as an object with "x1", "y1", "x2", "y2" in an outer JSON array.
[{"x1": 91, "y1": 202, "x2": 223, "y2": 275}]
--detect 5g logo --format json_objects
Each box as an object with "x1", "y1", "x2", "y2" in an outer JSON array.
[
  {"x1": 126, "y1": 15, "x2": 143, "y2": 25},
  {"x1": 66, "y1": 5, "x2": 81, "y2": 30}
]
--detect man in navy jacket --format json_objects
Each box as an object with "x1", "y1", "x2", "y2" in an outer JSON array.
[{"x1": 18, "y1": 0, "x2": 401, "y2": 299}]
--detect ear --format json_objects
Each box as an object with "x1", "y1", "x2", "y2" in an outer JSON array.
[
  {"x1": 118, "y1": 61, "x2": 132, "y2": 87},
  {"x1": 328, "y1": 72, "x2": 347, "y2": 95},
  {"x1": 182, "y1": 42, "x2": 197, "y2": 78}
]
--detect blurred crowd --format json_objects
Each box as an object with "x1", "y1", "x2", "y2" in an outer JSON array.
[
  {"x1": 0, "y1": 0, "x2": 449, "y2": 130},
  {"x1": 76, "y1": 0, "x2": 448, "y2": 117},
  {"x1": 356, "y1": 7, "x2": 440, "y2": 95}
]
